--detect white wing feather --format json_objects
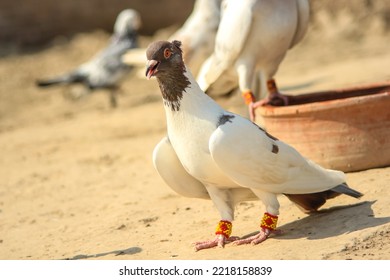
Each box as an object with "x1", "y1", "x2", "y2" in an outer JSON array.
[
  {"x1": 197, "y1": 0, "x2": 255, "y2": 90},
  {"x1": 153, "y1": 137, "x2": 210, "y2": 199},
  {"x1": 289, "y1": 0, "x2": 310, "y2": 49},
  {"x1": 209, "y1": 116, "x2": 346, "y2": 194}
]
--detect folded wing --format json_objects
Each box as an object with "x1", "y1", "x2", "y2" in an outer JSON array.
[{"x1": 209, "y1": 115, "x2": 346, "y2": 195}]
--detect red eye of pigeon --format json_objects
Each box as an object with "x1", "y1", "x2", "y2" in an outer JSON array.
[{"x1": 164, "y1": 48, "x2": 172, "y2": 59}]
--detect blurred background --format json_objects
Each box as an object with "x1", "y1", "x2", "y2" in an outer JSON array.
[
  {"x1": 0, "y1": 0, "x2": 194, "y2": 54},
  {"x1": 0, "y1": 0, "x2": 389, "y2": 137},
  {"x1": 0, "y1": 0, "x2": 389, "y2": 52}
]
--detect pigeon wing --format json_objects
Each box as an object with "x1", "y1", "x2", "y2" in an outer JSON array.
[
  {"x1": 153, "y1": 137, "x2": 210, "y2": 199},
  {"x1": 197, "y1": 0, "x2": 254, "y2": 91},
  {"x1": 209, "y1": 115, "x2": 346, "y2": 195},
  {"x1": 289, "y1": 0, "x2": 310, "y2": 49}
]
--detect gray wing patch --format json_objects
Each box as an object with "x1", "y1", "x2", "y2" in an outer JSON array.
[{"x1": 217, "y1": 114, "x2": 235, "y2": 128}]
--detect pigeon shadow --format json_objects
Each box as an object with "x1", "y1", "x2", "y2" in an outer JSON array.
[
  {"x1": 63, "y1": 246, "x2": 142, "y2": 260},
  {"x1": 241, "y1": 201, "x2": 390, "y2": 241}
]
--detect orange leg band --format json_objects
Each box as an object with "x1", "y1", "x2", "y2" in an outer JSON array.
[
  {"x1": 260, "y1": 212, "x2": 278, "y2": 231},
  {"x1": 215, "y1": 220, "x2": 233, "y2": 238},
  {"x1": 241, "y1": 90, "x2": 256, "y2": 105},
  {"x1": 267, "y1": 79, "x2": 277, "y2": 93}
]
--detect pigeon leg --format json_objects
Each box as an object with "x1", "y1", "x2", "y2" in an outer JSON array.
[
  {"x1": 194, "y1": 220, "x2": 239, "y2": 251},
  {"x1": 241, "y1": 90, "x2": 257, "y2": 122},
  {"x1": 109, "y1": 87, "x2": 118, "y2": 108},
  {"x1": 241, "y1": 79, "x2": 289, "y2": 122},
  {"x1": 232, "y1": 212, "x2": 280, "y2": 246},
  {"x1": 252, "y1": 79, "x2": 289, "y2": 108}
]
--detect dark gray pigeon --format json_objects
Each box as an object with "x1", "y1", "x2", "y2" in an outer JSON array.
[{"x1": 36, "y1": 9, "x2": 141, "y2": 107}]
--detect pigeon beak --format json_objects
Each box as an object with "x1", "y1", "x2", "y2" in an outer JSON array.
[{"x1": 146, "y1": 60, "x2": 159, "y2": 80}]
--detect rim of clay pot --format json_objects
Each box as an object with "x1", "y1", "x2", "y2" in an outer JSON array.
[{"x1": 258, "y1": 82, "x2": 390, "y2": 117}]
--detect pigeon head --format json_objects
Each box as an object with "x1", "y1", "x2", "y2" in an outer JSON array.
[
  {"x1": 145, "y1": 40, "x2": 185, "y2": 80},
  {"x1": 114, "y1": 9, "x2": 141, "y2": 36},
  {"x1": 145, "y1": 40, "x2": 190, "y2": 111}
]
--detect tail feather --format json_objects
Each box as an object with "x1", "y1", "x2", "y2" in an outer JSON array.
[
  {"x1": 36, "y1": 73, "x2": 84, "y2": 87},
  {"x1": 284, "y1": 183, "x2": 363, "y2": 214},
  {"x1": 331, "y1": 183, "x2": 363, "y2": 198}
]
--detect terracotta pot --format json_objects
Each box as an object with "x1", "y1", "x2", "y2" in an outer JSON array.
[{"x1": 257, "y1": 82, "x2": 390, "y2": 172}]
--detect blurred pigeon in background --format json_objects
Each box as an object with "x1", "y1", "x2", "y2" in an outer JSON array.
[
  {"x1": 197, "y1": 0, "x2": 310, "y2": 121},
  {"x1": 36, "y1": 9, "x2": 141, "y2": 107}
]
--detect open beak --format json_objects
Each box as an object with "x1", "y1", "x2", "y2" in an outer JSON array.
[{"x1": 145, "y1": 60, "x2": 159, "y2": 80}]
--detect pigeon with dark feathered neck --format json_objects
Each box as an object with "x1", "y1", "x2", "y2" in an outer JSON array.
[{"x1": 146, "y1": 40, "x2": 363, "y2": 251}]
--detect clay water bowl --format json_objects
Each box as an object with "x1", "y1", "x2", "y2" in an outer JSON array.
[{"x1": 257, "y1": 82, "x2": 390, "y2": 172}]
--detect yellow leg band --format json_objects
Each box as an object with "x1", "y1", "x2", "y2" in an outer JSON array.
[
  {"x1": 215, "y1": 220, "x2": 232, "y2": 238},
  {"x1": 260, "y1": 212, "x2": 278, "y2": 231}
]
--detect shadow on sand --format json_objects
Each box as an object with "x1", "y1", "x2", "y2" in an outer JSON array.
[
  {"x1": 63, "y1": 246, "x2": 142, "y2": 260},
  {"x1": 241, "y1": 200, "x2": 390, "y2": 240}
]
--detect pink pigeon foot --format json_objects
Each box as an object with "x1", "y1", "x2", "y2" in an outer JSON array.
[
  {"x1": 194, "y1": 220, "x2": 239, "y2": 251},
  {"x1": 256, "y1": 78, "x2": 289, "y2": 107},
  {"x1": 232, "y1": 228, "x2": 282, "y2": 246},
  {"x1": 252, "y1": 91, "x2": 289, "y2": 108},
  {"x1": 194, "y1": 235, "x2": 240, "y2": 251},
  {"x1": 248, "y1": 94, "x2": 289, "y2": 122},
  {"x1": 242, "y1": 79, "x2": 289, "y2": 122}
]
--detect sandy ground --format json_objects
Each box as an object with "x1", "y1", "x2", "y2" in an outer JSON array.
[{"x1": 1, "y1": 20, "x2": 390, "y2": 260}]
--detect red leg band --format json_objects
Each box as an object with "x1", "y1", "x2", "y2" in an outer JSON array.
[
  {"x1": 215, "y1": 220, "x2": 233, "y2": 238},
  {"x1": 267, "y1": 79, "x2": 277, "y2": 93},
  {"x1": 260, "y1": 212, "x2": 278, "y2": 231}
]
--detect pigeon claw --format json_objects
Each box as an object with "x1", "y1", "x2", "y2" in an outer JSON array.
[
  {"x1": 268, "y1": 91, "x2": 289, "y2": 106},
  {"x1": 194, "y1": 234, "x2": 240, "y2": 251},
  {"x1": 253, "y1": 92, "x2": 289, "y2": 108},
  {"x1": 232, "y1": 228, "x2": 281, "y2": 246},
  {"x1": 249, "y1": 91, "x2": 289, "y2": 122}
]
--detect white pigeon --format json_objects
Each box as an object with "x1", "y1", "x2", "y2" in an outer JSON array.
[
  {"x1": 36, "y1": 9, "x2": 142, "y2": 107},
  {"x1": 122, "y1": 0, "x2": 222, "y2": 75},
  {"x1": 146, "y1": 40, "x2": 363, "y2": 251},
  {"x1": 197, "y1": 0, "x2": 310, "y2": 121},
  {"x1": 168, "y1": 0, "x2": 222, "y2": 76}
]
